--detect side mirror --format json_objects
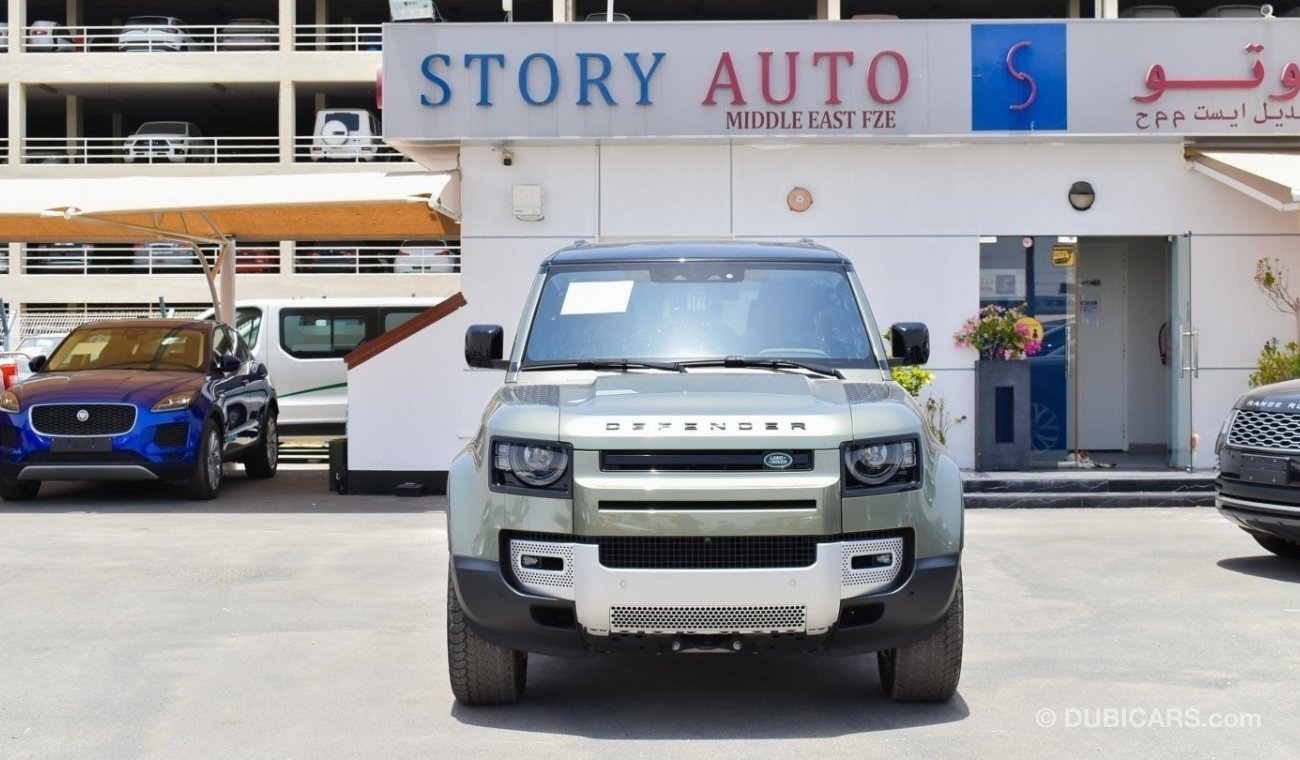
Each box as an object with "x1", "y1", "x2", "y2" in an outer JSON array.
[
  {"x1": 28, "y1": 356, "x2": 46, "y2": 373},
  {"x1": 465, "y1": 325, "x2": 507, "y2": 369},
  {"x1": 889, "y1": 323, "x2": 930, "y2": 367},
  {"x1": 250, "y1": 360, "x2": 268, "y2": 378},
  {"x1": 218, "y1": 354, "x2": 241, "y2": 373}
]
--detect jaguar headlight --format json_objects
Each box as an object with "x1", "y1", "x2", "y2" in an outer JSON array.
[
  {"x1": 491, "y1": 438, "x2": 572, "y2": 495},
  {"x1": 843, "y1": 437, "x2": 921, "y2": 491},
  {"x1": 151, "y1": 391, "x2": 196, "y2": 413},
  {"x1": 0, "y1": 391, "x2": 19, "y2": 413}
]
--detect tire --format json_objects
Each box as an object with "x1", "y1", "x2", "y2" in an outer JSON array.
[
  {"x1": 1252, "y1": 533, "x2": 1300, "y2": 559},
  {"x1": 244, "y1": 414, "x2": 279, "y2": 480},
  {"x1": 447, "y1": 573, "x2": 526, "y2": 705},
  {"x1": 0, "y1": 478, "x2": 40, "y2": 502},
  {"x1": 184, "y1": 419, "x2": 224, "y2": 500},
  {"x1": 878, "y1": 573, "x2": 963, "y2": 703}
]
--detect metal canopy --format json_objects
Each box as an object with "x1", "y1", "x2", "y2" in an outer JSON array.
[{"x1": 1190, "y1": 152, "x2": 1300, "y2": 214}]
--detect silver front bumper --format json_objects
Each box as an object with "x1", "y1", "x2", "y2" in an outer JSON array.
[{"x1": 507, "y1": 536, "x2": 905, "y2": 637}]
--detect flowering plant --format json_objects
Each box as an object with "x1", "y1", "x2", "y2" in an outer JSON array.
[{"x1": 953, "y1": 304, "x2": 1043, "y2": 360}]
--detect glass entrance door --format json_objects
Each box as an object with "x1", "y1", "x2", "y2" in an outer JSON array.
[{"x1": 1168, "y1": 233, "x2": 1195, "y2": 470}]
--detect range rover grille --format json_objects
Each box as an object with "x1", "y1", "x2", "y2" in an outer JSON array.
[
  {"x1": 600, "y1": 450, "x2": 814, "y2": 472},
  {"x1": 1227, "y1": 410, "x2": 1300, "y2": 452},
  {"x1": 31, "y1": 404, "x2": 136, "y2": 436}
]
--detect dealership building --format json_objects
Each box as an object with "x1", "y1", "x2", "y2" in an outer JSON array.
[{"x1": 4, "y1": 3, "x2": 1300, "y2": 477}]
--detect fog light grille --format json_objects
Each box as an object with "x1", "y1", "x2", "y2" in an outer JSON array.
[
  {"x1": 841, "y1": 536, "x2": 906, "y2": 593},
  {"x1": 508, "y1": 539, "x2": 575, "y2": 600},
  {"x1": 610, "y1": 605, "x2": 807, "y2": 634}
]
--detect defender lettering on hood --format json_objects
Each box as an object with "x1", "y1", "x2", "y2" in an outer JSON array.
[{"x1": 603, "y1": 420, "x2": 808, "y2": 432}]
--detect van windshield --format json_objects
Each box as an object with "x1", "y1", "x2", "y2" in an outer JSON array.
[{"x1": 522, "y1": 261, "x2": 877, "y2": 368}]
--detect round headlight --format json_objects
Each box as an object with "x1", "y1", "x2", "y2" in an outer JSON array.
[
  {"x1": 845, "y1": 443, "x2": 902, "y2": 485},
  {"x1": 509, "y1": 443, "x2": 569, "y2": 487}
]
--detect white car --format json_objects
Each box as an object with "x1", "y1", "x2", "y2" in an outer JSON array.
[
  {"x1": 123, "y1": 122, "x2": 213, "y2": 164},
  {"x1": 14, "y1": 334, "x2": 66, "y2": 360},
  {"x1": 310, "y1": 109, "x2": 383, "y2": 161},
  {"x1": 0, "y1": 22, "x2": 8, "y2": 52},
  {"x1": 27, "y1": 20, "x2": 76, "y2": 52},
  {"x1": 393, "y1": 240, "x2": 460, "y2": 273},
  {"x1": 217, "y1": 18, "x2": 277, "y2": 51},
  {"x1": 118, "y1": 16, "x2": 196, "y2": 52},
  {"x1": 132, "y1": 241, "x2": 201, "y2": 272}
]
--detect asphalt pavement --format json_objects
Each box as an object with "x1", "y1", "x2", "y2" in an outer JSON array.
[{"x1": 1, "y1": 471, "x2": 1298, "y2": 759}]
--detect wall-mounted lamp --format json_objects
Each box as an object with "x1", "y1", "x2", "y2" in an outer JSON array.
[{"x1": 1068, "y1": 181, "x2": 1095, "y2": 211}]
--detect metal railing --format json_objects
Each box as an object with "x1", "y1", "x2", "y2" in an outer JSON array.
[
  {"x1": 294, "y1": 243, "x2": 462, "y2": 274},
  {"x1": 12, "y1": 243, "x2": 460, "y2": 276},
  {"x1": 11, "y1": 305, "x2": 208, "y2": 342},
  {"x1": 15, "y1": 23, "x2": 281, "y2": 53},
  {"x1": 292, "y1": 24, "x2": 383, "y2": 52},
  {"x1": 23, "y1": 136, "x2": 281, "y2": 165},
  {"x1": 0, "y1": 137, "x2": 8, "y2": 164},
  {"x1": 292, "y1": 135, "x2": 407, "y2": 163}
]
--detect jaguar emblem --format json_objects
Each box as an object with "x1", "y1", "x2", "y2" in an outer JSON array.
[{"x1": 76, "y1": 409, "x2": 90, "y2": 423}]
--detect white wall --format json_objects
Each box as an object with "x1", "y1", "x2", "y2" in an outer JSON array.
[{"x1": 352, "y1": 140, "x2": 1300, "y2": 472}]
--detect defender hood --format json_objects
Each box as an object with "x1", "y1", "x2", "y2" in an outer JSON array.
[
  {"x1": 492, "y1": 372, "x2": 921, "y2": 450},
  {"x1": 1234, "y1": 379, "x2": 1300, "y2": 413}
]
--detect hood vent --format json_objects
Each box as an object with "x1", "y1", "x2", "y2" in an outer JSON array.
[
  {"x1": 844, "y1": 383, "x2": 890, "y2": 404},
  {"x1": 510, "y1": 384, "x2": 560, "y2": 407}
]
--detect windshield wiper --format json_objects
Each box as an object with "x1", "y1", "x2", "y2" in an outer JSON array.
[
  {"x1": 521, "y1": 360, "x2": 684, "y2": 373},
  {"x1": 674, "y1": 356, "x2": 845, "y2": 379}
]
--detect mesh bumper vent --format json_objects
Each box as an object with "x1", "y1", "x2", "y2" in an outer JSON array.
[
  {"x1": 1227, "y1": 410, "x2": 1300, "y2": 452},
  {"x1": 840, "y1": 536, "x2": 906, "y2": 591},
  {"x1": 609, "y1": 605, "x2": 807, "y2": 634}
]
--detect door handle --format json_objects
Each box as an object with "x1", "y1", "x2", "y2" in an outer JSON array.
[{"x1": 1179, "y1": 326, "x2": 1199, "y2": 378}]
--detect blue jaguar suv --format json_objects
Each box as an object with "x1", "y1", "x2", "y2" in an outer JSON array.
[{"x1": 0, "y1": 318, "x2": 278, "y2": 501}]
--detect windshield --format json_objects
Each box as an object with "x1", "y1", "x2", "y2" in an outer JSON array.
[
  {"x1": 135, "y1": 122, "x2": 189, "y2": 135},
  {"x1": 45, "y1": 325, "x2": 209, "y2": 373},
  {"x1": 522, "y1": 261, "x2": 877, "y2": 368}
]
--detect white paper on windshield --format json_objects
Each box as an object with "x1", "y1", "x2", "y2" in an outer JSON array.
[{"x1": 560, "y1": 281, "x2": 634, "y2": 315}]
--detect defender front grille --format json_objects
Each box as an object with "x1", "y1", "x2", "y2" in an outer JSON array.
[
  {"x1": 598, "y1": 535, "x2": 819, "y2": 569},
  {"x1": 600, "y1": 450, "x2": 814, "y2": 472},
  {"x1": 31, "y1": 404, "x2": 137, "y2": 436},
  {"x1": 610, "y1": 605, "x2": 807, "y2": 634},
  {"x1": 1227, "y1": 410, "x2": 1300, "y2": 452}
]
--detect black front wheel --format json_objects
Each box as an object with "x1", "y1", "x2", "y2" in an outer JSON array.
[
  {"x1": 878, "y1": 574, "x2": 964, "y2": 703},
  {"x1": 0, "y1": 477, "x2": 40, "y2": 502},
  {"x1": 244, "y1": 415, "x2": 279, "y2": 480},
  {"x1": 1252, "y1": 533, "x2": 1300, "y2": 560},
  {"x1": 447, "y1": 571, "x2": 527, "y2": 705},
  {"x1": 184, "y1": 420, "x2": 224, "y2": 500}
]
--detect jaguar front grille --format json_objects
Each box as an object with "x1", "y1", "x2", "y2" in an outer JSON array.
[{"x1": 30, "y1": 404, "x2": 137, "y2": 437}]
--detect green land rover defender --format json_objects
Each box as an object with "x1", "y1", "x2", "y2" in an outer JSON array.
[{"x1": 447, "y1": 241, "x2": 964, "y2": 704}]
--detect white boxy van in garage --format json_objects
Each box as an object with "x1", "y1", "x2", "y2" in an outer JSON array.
[{"x1": 202, "y1": 298, "x2": 441, "y2": 434}]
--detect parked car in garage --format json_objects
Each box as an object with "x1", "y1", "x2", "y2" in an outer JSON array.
[
  {"x1": 14, "y1": 334, "x2": 67, "y2": 360},
  {"x1": 235, "y1": 246, "x2": 279, "y2": 274},
  {"x1": 132, "y1": 241, "x2": 201, "y2": 273},
  {"x1": 310, "y1": 109, "x2": 383, "y2": 161},
  {"x1": 393, "y1": 240, "x2": 460, "y2": 273},
  {"x1": 118, "y1": 16, "x2": 197, "y2": 52},
  {"x1": 1216, "y1": 380, "x2": 1300, "y2": 559},
  {"x1": 295, "y1": 245, "x2": 359, "y2": 273},
  {"x1": 0, "y1": 22, "x2": 8, "y2": 52},
  {"x1": 25, "y1": 243, "x2": 93, "y2": 274},
  {"x1": 216, "y1": 18, "x2": 277, "y2": 50},
  {"x1": 0, "y1": 319, "x2": 279, "y2": 501},
  {"x1": 27, "y1": 20, "x2": 77, "y2": 52},
  {"x1": 123, "y1": 122, "x2": 213, "y2": 164}
]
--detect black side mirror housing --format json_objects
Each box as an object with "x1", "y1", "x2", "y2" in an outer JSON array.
[
  {"x1": 250, "y1": 360, "x2": 268, "y2": 378},
  {"x1": 27, "y1": 355, "x2": 46, "y2": 373},
  {"x1": 889, "y1": 323, "x2": 930, "y2": 367},
  {"x1": 465, "y1": 325, "x2": 507, "y2": 369},
  {"x1": 218, "y1": 354, "x2": 241, "y2": 373}
]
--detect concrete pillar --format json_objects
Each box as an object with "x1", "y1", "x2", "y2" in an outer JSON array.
[
  {"x1": 552, "y1": 0, "x2": 573, "y2": 22},
  {"x1": 65, "y1": 94, "x2": 83, "y2": 161},
  {"x1": 315, "y1": 0, "x2": 328, "y2": 50},
  {"x1": 110, "y1": 111, "x2": 123, "y2": 139},
  {"x1": 279, "y1": 240, "x2": 294, "y2": 275},
  {"x1": 279, "y1": 80, "x2": 296, "y2": 163},
  {"x1": 279, "y1": 0, "x2": 295, "y2": 51},
  {"x1": 7, "y1": 243, "x2": 21, "y2": 277},
  {"x1": 817, "y1": 0, "x2": 841, "y2": 20},
  {"x1": 65, "y1": 0, "x2": 83, "y2": 26},
  {"x1": 1068, "y1": 0, "x2": 1081, "y2": 18},
  {"x1": 1098, "y1": 0, "x2": 1118, "y2": 18},
  {"x1": 8, "y1": 82, "x2": 25, "y2": 165},
  {"x1": 219, "y1": 240, "x2": 236, "y2": 326},
  {"x1": 7, "y1": 0, "x2": 25, "y2": 53}
]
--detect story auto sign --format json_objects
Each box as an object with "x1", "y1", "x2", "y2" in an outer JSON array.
[{"x1": 381, "y1": 19, "x2": 1300, "y2": 142}]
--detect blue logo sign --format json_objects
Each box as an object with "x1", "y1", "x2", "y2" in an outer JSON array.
[{"x1": 971, "y1": 24, "x2": 1067, "y2": 131}]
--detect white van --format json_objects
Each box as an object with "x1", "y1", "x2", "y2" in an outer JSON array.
[{"x1": 201, "y1": 298, "x2": 441, "y2": 434}]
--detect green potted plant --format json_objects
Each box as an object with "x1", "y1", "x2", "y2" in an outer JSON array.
[{"x1": 955, "y1": 304, "x2": 1042, "y2": 470}]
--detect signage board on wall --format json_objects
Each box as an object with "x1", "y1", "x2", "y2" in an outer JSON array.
[{"x1": 382, "y1": 19, "x2": 1300, "y2": 142}]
